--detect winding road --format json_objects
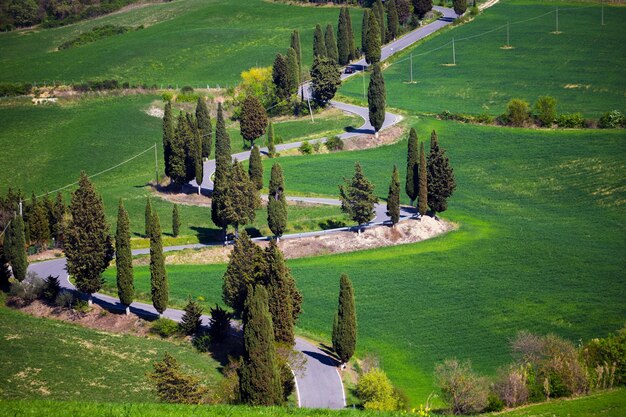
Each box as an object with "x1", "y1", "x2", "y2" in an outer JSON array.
[{"x1": 27, "y1": 6, "x2": 457, "y2": 410}]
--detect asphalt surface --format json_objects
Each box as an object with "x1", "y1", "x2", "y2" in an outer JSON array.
[{"x1": 27, "y1": 7, "x2": 456, "y2": 410}]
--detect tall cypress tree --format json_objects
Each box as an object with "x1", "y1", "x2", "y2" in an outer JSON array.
[
  {"x1": 386, "y1": 0, "x2": 399, "y2": 42},
  {"x1": 172, "y1": 204, "x2": 180, "y2": 238},
  {"x1": 169, "y1": 112, "x2": 189, "y2": 187},
  {"x1": 325, "y1": 24, "x2": 339, "y2": 64},
  {"x1": 267, "y1": 163, "x2": 288, "y2": 239},
  {"x1": 267, "y1": 121, "x2": 276, "y2": 158},
  {"x1": 345, "y1": 7, "x2": 357, "y2": 60},
  {"x1": 240, "y1": 95, "x2": 268, "y2": 148},
  {"x1": 387, "y1": 165, "x2": 400, "y2": 226},
  {"x1": 286, "y1": 47, "x2": 300, "y2": 95},
  {"x1": 361, "y1": 9, "x2": 370, "y2": 55},
  {"x1": 144, "y1": 197, "x2": 152, "y2": 237},
  {"x1": 65, "y1": 172, "x2": 113, "y2": 303},
  {"x1": 5, "y1": 213, "x2": 28, "y2": 282},
  {"x1": 52, "y1": 192, "x2": 66, "y2": 246},
  {"x1": 150, "y1": 211, "x2": 168, "y2": 316},
  {"x1": 248, "y1": 145, "x2": 263, "y2": 191},
  {"x1": 337, "y1": 7, "x2": 350, "y2": 65},
  {"x1": 115, "y1": 199, "x2": 134, "y2": 314},
  {"x1": 332, "y1": 273, "x2": 357, "y2": 366},
  {"x1": 339, "y1": 162, "x2": 378, "y2": 231},
  {"x1": 239, "y1": 285, "x2": 283, "y2": 406},
  {"x1": 313, "y1": 24, "x2": 326, "y2": 58},
  {"x1": 29, "y1": 198, "x2": 50, "y2": 250},
  {"x1": 185, "y1": 113, "x2": 199, "y2": 184},
  {"x1": 163, "y1": 100, "x2": 174, "y2": 178},
  {"x1": 405, "y1": 128, "x2": 419, "y2": 205},
  {"x1": 365, "y1": 11, "x2": 381, "y2": 65},
  {"x1": 418, "y1": 141, "x2": 429, "y2": 216},
  {"x1": 290, "y1": 30, "x2": 302, "y2": 79},
  {"x1": 374, "y1": 0, "x2": 386, "y2": 44},
  {"x1": 212, "y1": 103, "x2": 232, "y2": 234},
  {"x1": 196, "y1": 97, "x2": 212, "y2": 160},
  {"x1": 223, "y1": 160, "x2": 259, "y2": 236},
  {"x1": 193, "y1": 112, "x2": 204, "y2": 194},
  {"x1": 272, "y1": 54, "x2": 290, "y2": 101},
  {"x1": 0, "y1": 245, "x2": 11, "y2": 292},
  {"x1": 427, "y1": 131, "x2": 456, "y2": 215},
  {"x1": 368, "y1": 63, "x2": 386, "y2": 134}
]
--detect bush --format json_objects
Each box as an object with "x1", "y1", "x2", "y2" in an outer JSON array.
[
  {"x1": 483, "y1": 392, "x2": 504, "y2": 412},
  {"x1": 150, "y1": 318, "x2": 180, "y2": 338},
  {"x1": 298, "y1": 141, "x2": 313, "y2": 155},
  {"x1": 148, "y1": 352, "x2": 208, "y2": 404},
  {"x1": 598, "y1": 110, "x2": 625, "y2": 128},
  {"x1": 494, "y1": 365, "x2": 529, "y2": 407},
  {"x1": 312, "y1": 142, "x2": 321, "y2": 153},
  {"x1": 42, "y1": 275, "x2": 61, "y2": 302},
  {"x1": 73, "y1": 298, "x2": 90, "y2": 313},
  {"x1": 55, "y1": 290, "x2": 75, "y2": 308},
  {"x1": 162, "y1": 91, "x2": 174, "y2": 102},
  {"x1": 582, "y1": 325, "x2": 626, "y2": 389},
  {"x1": 435, "y1": 359, "x2": 489, "y2": 415},
  {"x1": 475, "y1": 113, "x2": 495, "y2": 125},
  {"x1": 556, "y1": 113, "x2": 584, "y2": 128},
  {"x1": 192, "y1": 334, "x2": 212, "y2": 352},
  {"x1": 0, "y1": 82, "x2": 32, "y2": 97},
  {"x1": 469, "y1": 6, "x2": 479, "y2": 16},
  {"x1": 208, "y1": 304, "x2": 232, "y2": 341},
  {"x1": 356, "y1": 368, "x2": 402, "y2": 411},
  {"x1": 181, "y1": 86, "x2": 194, "y2": 93},
  {"x1": 325, "y1": 136, "x2": 344, "y2": 151},
  {"x1": 176, "y1": 93, "x2": 200, "y2": 103},
  {"x1": 506, "y1": 98, "x2": 531, "y2": 127},
  {"x1": 9, "y1": 272, "x2": 44, "y2": 304},
  {"x1": 534, "y1": 96, "x2": 557, "y2": 127}
]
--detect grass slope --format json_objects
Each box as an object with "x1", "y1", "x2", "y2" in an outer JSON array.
[
  {"x1": 341, "y1": 0, "x2": 626, "y2": 117},
  {"x1": 0, "y1": 0, "x2": 363, "y2": 85}
]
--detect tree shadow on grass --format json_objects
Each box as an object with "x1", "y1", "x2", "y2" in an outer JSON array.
[{"x1": 319, "y1": 219, "x2": 348, "y2": 230}]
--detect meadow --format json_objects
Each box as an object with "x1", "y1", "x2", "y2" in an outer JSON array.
[
  {"x1": 0, "y1": 0, "x2": 363, "y2": 86},
  {"x1": 340, "y1": 0, "x2": 626, "y2": 117}
]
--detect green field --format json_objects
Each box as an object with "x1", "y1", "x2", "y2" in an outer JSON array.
[
  {"x1": 341, "y1": 0, "x2": 626, "y2": 117},
  {"x1": 0, "y1": 0, "x2": 363, "y2": 86}
]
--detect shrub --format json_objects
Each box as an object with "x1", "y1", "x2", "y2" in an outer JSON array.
[
  {"x1": 582, "y1": 325, "x2": 626, "y2": 389},
  {"x1": 55, "y1": 290, "x2": 75, "y2": 308},
  {"x1": 494, "y1": 365, "x2": 529, "y2": 407},
  {"x1": 312, "y1": 142, "x2": 321, "y2": 153},
  {"x1": 148, "y1": 352, "x2": 208, "y2": 404},
  {"x1": 483, "y1": 393, "x2": 504, "y2": 412},
  {"x1": 598, "y1": 110, "x2": 625, "y2": 128},
  {"x1": 150, "y1": 318, "x2": 180, "y2": 338},
  {"x1": 161, "y1": 91, "x2": 174, "y2": 102},
  {"x1": 0, "y1": 82, "x2": 32, "y2": 97},
  {"x1": 356, "y1": 368, "x2": 401, "y2": 411},
  {"x1": 534, "y1": 96, "x2": 557, "y2": 127},
  {"x1": 506, "y1": 98, "x2": 531, "y2": 127},
  {"x1": 179, "y1": 298, "x2": 203, "y2": 336},
  {"x1": 556, "y1": 113, "x2": 584, "y2": 128},
  {"x1": 181, "y1": 86, "x2": 194, "y2": 93},
  {"x1": 298, "y1": 141, "x2": 313, "y2": 155},
  {"x1": 326, "y1": 136, "x2": 344, "y2": 151},
  {"x1": 435, "y1": 359, "x2": 489, "y2": 415},
  {"x1": 584, "y1": 118, "x2": 598, "y2": 129},
  {"x1": 208, "y1": 304, "x2": 232, "y2": 341},
  {"x1": 475, "y1": 113, "x2": 495, "y2": 125},
  {"x1": 192, "y1": 334, "x2": 212, "y2": 352},
  {"x1": 9, "y1": 272, "x2": 44, "y2": 304},
  {"x1": 73, "y1": 298, "x2": 90, "y2": 313},
  {"x1": 177, "y1": 93, "x2": 200, "y2": 103},
  {"x1": 42, "y1": 275, "x2": 61, "y2": 302}
]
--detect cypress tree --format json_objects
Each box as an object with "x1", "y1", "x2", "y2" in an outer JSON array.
[
  {"x1": 325, "y1": 24, "x2": 339, "y2": 64},
  {"x1": 193, "y1": 112, "x2": 203, "y2": 194},
  {"x1": 196, "y1": 97, "x2": 212, "y2": 160},
  {"x1": 5, "y1": 213, "x2": 28, "y2": 282},
  {"x1": 163, "y1": 100, "x2": 174, "y2": 177},
  {"x1": 150, "y1": 211, "x2": 168, "y2": 316},
  {"x1": 267, "y1": 121, "x2": 276, "y2": 158},
  {"x1": 290, "y1": 30, "x2": 302, "y2": 79},
  {"x1": 180, "y1": 297, "x2": 203, "y2": 335},
  {"x1": 412, "y1": 0, "x2": 433, "y2": 19},
  {"x1": 0, "y1": 245, "x2": 11, "y2": 292},
  {"x1": 240, "y1": 95, "x2": 268, "y2": 148},
  {"x1": 223, "y1": 160, "x2": 259, "y2": 236},
  {"x1": 286, "y1": 47, "x2": 300, "y2": 95},
  {"x1": 387, "y1": 165, "x2": 401, "y2": 226},
  {"x1": 42, "y1": 193, "x2": 55, "y2": 244},
  {"x1": 272, "y1": 54, "x2": 290, "y2": 101},
  {"x1": 172, "y1": 204, "x2": 180, "y2": 238},
  {"x1": 239, "y1": 285, "x2": 283, "y2": 406},
  {"x1": 361, "y1": 9, "x2": 370, "y2": 55},
  {"x1": 313, "y1": 24, "x2": 326, "y2": 58},
  {"x1": 405, "y1": 128, "x2": 419, "y2": 205},
  {"x1": 222, "y1": 230, "x2": 266, "y2": 317},
  {"x1": 267, "y1": 163, "x2": 288, "y2": 239},
  {"x1": 332, "y1": 273, "x2": 357, "y2": 365},
  {"x1": 264, "y1": 240, "x2": 298, "y2": 345},
  {"x1": 386, "y1": 0, "x2": 399, "y2": 42},
  {"x1": 339, "y1": 162, "x2": 378, "y2": 231},
  {"x1": 427, "y1": 131, "x2": 456, "y2": 215},
  {"x1": 345, "y1": 7, "x2": 357, "y2": 60},
  {"x1": 248, "y1": 145, "x2": 263, "y2": 191},
  {"x1": 337, "y1": 7, "x2": 350, "y2": 65},
  {"x1": 65, "y1": 172, "x2": 113, "y2": 303},
  {"x1": 365, "y1": 11, "x2": 381, "y2": 65},
  {"x1": 368, "y1": 63, "x2": 386, "y2": 134},
  {"x1": 185, "y1": 113, "x2": 199, "y2": 184},
  {"x1": 418, "y1": 141, "x2": 429, "y2": 216},
  {"x1": 453, "y1": 0, "x2": 468, "y2": 17},
  {"x1": 29, "y1": 198, "x2": 50, "y2": 250},
  {"x1": 212, "y1": 103, "x2": 232, "y2": 234},
  {"x1": 52, "y1": 192, "x2": 66, "y2": 246},
  {"x1": 214, "y1": 102, "x2": 232, "y2": 176},
  {"x1": 169, "y1": 112, "x2": 189, "y2": 187},
  {"x1": 145, "y1": 197, "x2": 152, "y2": 237},
  {"x1": 115, "y1": 199, "x2": 134, "y2": 314},
  {"x1": 374, "y1": 0, "x2": 386, "y2": 44}
]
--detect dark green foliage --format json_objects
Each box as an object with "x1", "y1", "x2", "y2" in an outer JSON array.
[
  {"x1": 453, "y1": 0, "x2": 468, "y2": 16},
  {"x1": 286, "y1": 47, "x2": 300, "y2": 96},
  {"x1": 172, "y1": 204, "x2": 180, "y2": 238},
  {"x1": 313, "y1": 24, "x2": 327, "y2": 58},
  {"x1": 248, "y1": 146, "x2": 264, "y2": 191},
  {"x1": 51, "y1": 192, "x2": 66, "y2": 245},
  {"x1": 337, "y1": 7, "x2": 355, "y2": 65},
  {"x1": 29, "y1": 198, "x2": 50, "y2": 249},
  {"x1": 290, "y1": 30, "x2": 302, "y2": 78},
  {"x1": 272, "y1": 54, "x2": 290, "y2": 102},
  {"x1": 332, "y1": 273, "x2": 357, "y2": 364},
  {"x1": 396, "y1": 0, "x2": 411, "y2": 25},
  {"x1": 339, "y1": 162, "x2": 378, "y2": 227},
  {"x1": 418, "y1": 141, "x2": 428, "y2": 216},
  {"x1": 240, "y1": 96, "x2": 268, "y2": 147},
  {"x1": 212, "y1": 103, "x2": 232, "y2": 231},
  {"x1": 58, "y1": 25, "x2": 135, "y2": 50},
  {"x1": 365, "y1": 11, "x2": 381, "y2": 65},
  {"x1": 412, "y1": 0, "x2": 432, "y2": 19},
  {"x1": 368, "y1": 63, "x2": 386, "y2": 132},
  {"x1": 325, "y1": 135, "x2": 344, "y2": 151},
  {"x1": 208, "y1": 304, "x2": 232, "y2": 341},
  {"x1": 4, "y1": 214, "x2": 28, "y2": 282},
  {"x1": 325, "y1": 24, "x2": 339, "y2": 64},
  {"x1": 427, "y1": 130, "x2": 456, "y2": 214},
  {"x1": 507, "y1": 98, "x2": 531, "y2": 127},
  {"x1": 224, "y1": 160, "x2": 260, "y2": 234},
  {"x1": 267, "y1": 122, "x2": 276, "y2": 158},
  {"x1": 42, "y1": 275, "x2": 61, "y2": 302},
  {"x1": 162, "y1": 101, "x2": 174, "y2": 178},
  {"x1": 362, "y1": 9, "x2": 370, "y2": 55},
  {"x1": 405, "y1": 128, "x2": 419, "y2": 204},
  {"x1": 387, "y1": 165, "x2": 401, "y2": 226},
  {"x1": 598, "y1": 110, "x2": 625, "y2": 128},
  {"x1": 65, "y1": 172, "x2": 113, "y2": 296},
  {"x1": 386, "y1": 0, "x2": 399, "y2": 42},
  {"x1": 168, "y1": 113, "x2": 190, "y2": 186},
  {"x1": 267, "y1": 163, "x2": 288, "y2": 238},
  {"x1": 193, "y1": 113, "x2": 203, "y2": 189},
  {"x1": 583, "y1": 326, "x2": 626, "y2": 387},
  {"x1": 180, "y1": 298, "x2": 203, "y2": 335},
  {"x1": 345, "y1": 8, "x2": 357, "y2": 61},
  {"x1": 222, "y1": 231, "x2": 266, "y2": 317},
  {"x1": 239, "y1": 285, "x2": 283, "y2": 406},
  {"x1": 373, "y1": 0, "x2": 386, "y2": 44},
  {"x1": 195, "y1": 97, "x2": 212, "y2": 159},
  {"x1": 149, "y1": 318, "x2": 179, "y2": 338},
  {"x1": 144, "y1": 198, "x2": 152, "y2": 237},
  {"x1": 185, "y1": 113, "x2": 201, "y2": 185},
  {"x1": 148, "y1": 352, "x2": 207, "y2": 404},
  {"x1": 115, "y1": 200, "x2": 134, "y2": 308},
  {"x1": 150, "y1": 211, "x2": 168, "y2": 315},
  {"x1": 0, "y1": 245, "x2": 10, "y2": 292},
  {"x1": 310, "y1": 56, "x2": 342, "y2": 107}
]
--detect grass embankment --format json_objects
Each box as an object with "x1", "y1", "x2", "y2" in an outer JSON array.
[
  {"x1": 0, "y1": 0, "x2": 363, "y2": 85},
  {"x1": 341, "y1": 0, "x2": 626, "y2": 117}
]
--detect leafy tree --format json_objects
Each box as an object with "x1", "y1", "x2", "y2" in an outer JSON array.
[
  {"x1": 209, "y1": 304, "x2": 232, "y2": 341},
  {"x1": 222, "y1": 231, "x2": 266, "y2": 317},
  {"x1": 286, "y1": 47, "x2": 300, "y2": 96},
  {"x1": 115, "y1": 199, "x2": 134, "y2": 313},
  {"x1": 267, "y1": 163, "x2": 288, "y2": 239},
  {"x1": 386, "y1": 0, "x2": 399, "y2": 41},
  {"x1": 150, "y1": 211, "x2": 168, "y2": 316},
  {"x1": 212, "y1": 103, "x2": 232, "y2": 234},
  {"x1": 267, "y1": 122, "x2": 276, "y2": 158},
  {"x1": 534, "y1": 96, "x2": 557, "y2": 127},
  {"x1": 196, "y1": 97, "x2": 212, "y2": 159},
  {"x1": 310, "y1": 56, "x2": 342, "y2": 107},
  {"x1": 290, "y1": 30, "x2": 302, "y2": 78},
  {"x1": 162, "y1": 101, "x2": 174, "y2": 177},
  {"x1": 405, "y1": 128, "x2": 419, "y2": 205},
  {"x1": 7, "y1": 0, "x2": 39, "y2": 27},
  {"x1": 144, "y1": 197, "x2": 152, "y2": 237},
  {"x1": 224, "y1": 160, "x2": 260, "y2": 236},
  {"x1": 313, "y1": 24, "x2": 327, "y2": 58},
  {"x1": 418, "y1": 141, "x2": 428, "y2": 216},
  {"x1": 65, "y1": 173, "x2": 113, "y2": 302},
  {"x1": 180, "y1": 298, "x2": 203, "y2": 335},
  {"x1": 5, "y1": 213, "x2": 28, "y2": 282},
  {"x1": 427, "y1": 131, "x2": 456, "y2": 215},
  {"x1": 239, "y1": 285, "x2": 283, "y2": 405},
  {"x1": 339, "y1": 162, "x2": 378, "y2": 230},
  {"x1": 356, "y1": 368, "x2": 400, "y2": 411},
  {"x1": 453, "y1": 0, "x2": 468, "y2": 16},
  {"x1": 387, "y1": 165, "x2": 400, "y2": 226},
  {"x1": 240, "y1": 96, "x2": 268, "y2": 148},
  {"x1": 332, "y1": 273, "x2": 357, "y2": 365},
  {"x1": 396, "y1": 0, "x2": 411, "y2": 25},
  {"x1": 373, "y1": 0, "x2": 386, "y2": 44},
  {"x1": 172, "y1": 204, "x2": 180, "y2": 238},
  {"x1": 361, "y1": 9, "x2": 370, "y2": 54},
  {"x1": 368, "y1": 63, "x2": 386, "y2": 133},
  {"x1": 365, "y1": 11, "x2": 381, "y2": 65},
  {"x1": 325, "y1": 24, "x2": 339, "y2": 64},
  {"x1": 248, "y1": 145, "x2": 264, "y2": 191},
  {"x1": 412, "y1": 0, "x2": 432, "y2": 19},
  {"x1": 29, "y1": 199, "x2": 50, "y2": 250},
  {"x1": 272, "y1": 53, "x2": 290, "y2": 101},
  {"x1": 149, "y1": 352, "x2": 208, "y2": 404}
]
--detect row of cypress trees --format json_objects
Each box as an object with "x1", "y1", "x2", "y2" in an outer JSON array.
[{"x1": 313, "y1": 7, "x2": 357, "y2": 65}]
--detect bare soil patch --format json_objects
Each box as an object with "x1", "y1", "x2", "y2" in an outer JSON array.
[
  {"x1": 28, "y1": 248, "x2": 63, "y2": 262},
  {"x1": 343, "y1": 125, "x2": 405, "y2": 151}
]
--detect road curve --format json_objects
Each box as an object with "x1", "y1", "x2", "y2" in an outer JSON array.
[{"x1": 27, "y1": 7, "x2": 457, "y2": 410}]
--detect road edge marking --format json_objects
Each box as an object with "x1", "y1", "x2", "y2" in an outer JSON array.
[
  {"x1": 292, "y1": 369, "x2": 302, "y2": 407},
  {"x1": 335, "y1": 368, "x2": 347, "y2": 408}
]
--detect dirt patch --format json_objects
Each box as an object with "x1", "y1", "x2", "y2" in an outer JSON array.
[
  {"x1": 153, "y1": 187, "x2": 212, "y2": 207},
  {"x1": 146, "y1": 104, "x2": 164, "y2": 118},
  {"x1": 28, "y1": 248, "x2": 63, "y2": 263},
  {"x1": 343, "y1": 125, "x2": 405, "y2": 151}
]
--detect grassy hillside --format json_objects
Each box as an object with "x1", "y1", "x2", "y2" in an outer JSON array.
[
  {"x1": 0, "y1": 0, "x2": 363, "y2": 85},
  {"x1": 341, "y1": 0, "x2": 626, "y2": 117}
]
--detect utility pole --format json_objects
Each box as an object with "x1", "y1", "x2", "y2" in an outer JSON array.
[
  {"x1": 410, "y1": 53, "x2": 413, "y2": 83},
  {"x1": 452, "y1": 38, "x2": 456, "y2": 65},
  {"x1": 555, "y1": 7, "x2": 559, "y2": 33},
  {"x1": 507, "y1": 21, "x2": 510, "y2": 47},
  {"x1": 19, "y1": 199, "x2": 23, "y2": 217},
  {"x1": 601, "y1": 3, "x2": 605, "y2": 26},
  {"x1": 154, "y1": 143, "x2": 159, "y2": 185},
  {"x1": 362, "y1": 69, "x2": 366, "y2": 99},
  {"x1": 307, "y1": 97, "x2": 315, "y2": 122}
]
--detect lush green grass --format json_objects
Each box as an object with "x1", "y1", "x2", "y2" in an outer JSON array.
[
  {"x1": 341, "y1": 0, "x2": 626, "y2": 117},
  {"x1": 0, "y1": 0, "x2": 363, "y2": 85},
  {"x1": 0, "y1": 299, "x2": 221, "y2": 403}
]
